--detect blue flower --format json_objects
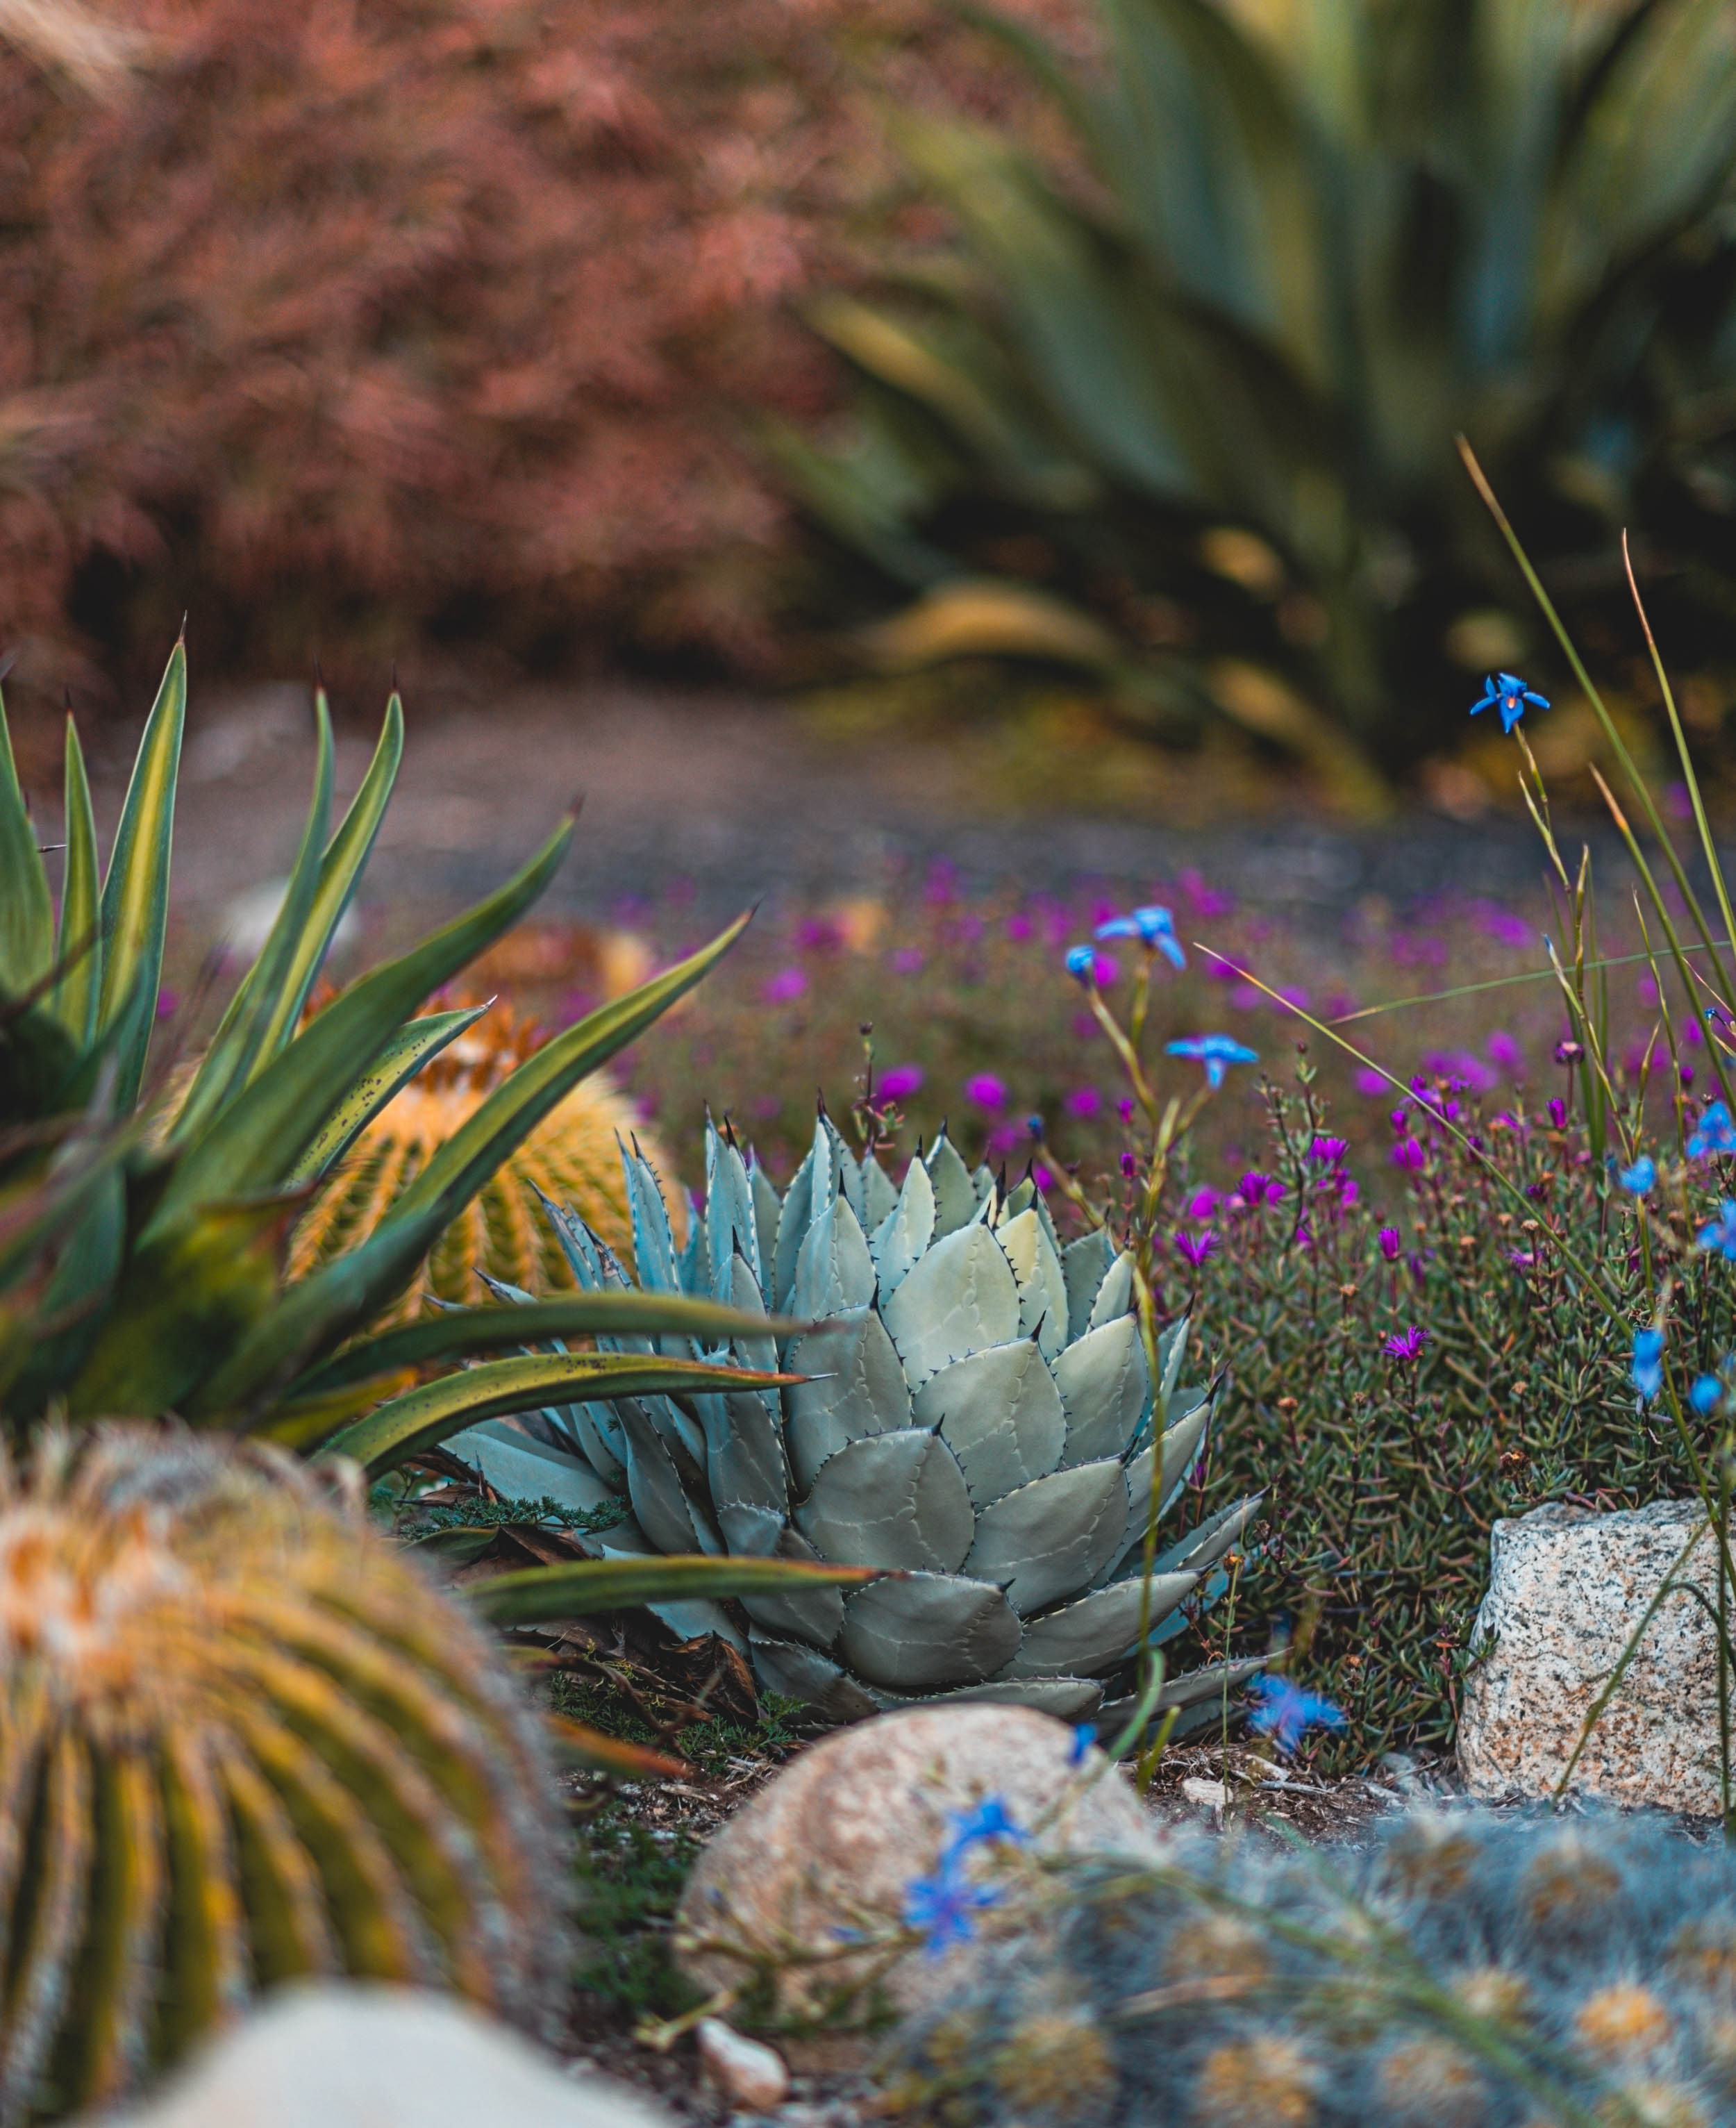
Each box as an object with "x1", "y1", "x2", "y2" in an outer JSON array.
[
  {"x1": 937, "y1": 1796, "x2": 1027, "y2": 1868},
  {"x1": 903, "y1": 1796, "x2": 1028, "y2": 1959},
  {"x1": 1065, "y1": 944, "x2": 1100, "y2": 986},
  {"x1": 1633, "y1": 1327, "x2": 1665, "y2": 1401},
  {"x1": 1096, "y1": 905, "x2": 1186, "y2": 971},
  {"x1": 1691, "y1": 1374, "x2": 1725, "y2": 1416},
  {"x1": 1470, "y1": 672, "x2": 1551, "y2": 736},
  {"x1": 1167, "y1": 1034, "x2": 1260, "y2": 1090},
  {"x1": 1245, "y1": 1674, "x2": 1346, "y2": 1756},
  {"x1": 1067, "y1": 1724, "x2": 1095, "y2": 1769},
  {"x1": 1688, "y1": 1102, "x2": 1736, "y2": 1158},
  {"x1": 1699, "y1": 1202, "x2": 1736, "y2": 1260},
  {"x1": 1616, "y1": 1155, "x2": 1656, "y2": 1195}
]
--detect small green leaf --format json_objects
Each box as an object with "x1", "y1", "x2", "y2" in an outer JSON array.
[
  {"x1": 465, "y1": 1552, "x2": 884, "y2": 1629},
  {"x1": 0, "y1": 690, "x2": 53, "y2": 1001},
  {"x1": 48, "y1": 718, "x2": 101, "y2": 1049},
  {"x1": 319, "y1": 1351, "x2": 803, "y2": 1475}
]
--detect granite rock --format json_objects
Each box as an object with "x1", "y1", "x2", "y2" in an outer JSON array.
[
  {"x1": 77, "y1": 1985, "x2": 671, "y2": 2128},
  {"x1": 676, "y1": 1703, "x2": 1165, "y2": 2018},
  {"x1": 1458, "y1": 1497, "x2": 1721, "y2": 1813}
]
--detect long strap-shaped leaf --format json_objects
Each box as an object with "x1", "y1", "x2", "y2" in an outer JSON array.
[
  {"x1": 186, "y1": 906, "x2": 751, "y2": 1419},
  {"x1": 292, "y1": 1292, "x2": 821, "y2": 1399},
  {"x1": 465, "y1": 1553, "x2": 885, "y2": 1629},
  {"x1": 148, "y1": 815, "x2": 574, "y2": 1237},
  {"x1": 0, "y1": 690, "x2": 52, "y2": 1001},
  {"x1": 321, "y1": 1352, "x2": 803, "y2": 1474},
  {"x1": 176, "y1": 694, "x2": 407, "y2": 1151},
  {"x1": 97, "y1": 640, "x2": 185, "y2": 1111},
  {"x1": 47, "y1": 720, "x2": 101, "y2": 1049},
  {"x1": 285, "y1": 1006, "x2": 485, "y2": 1186}
]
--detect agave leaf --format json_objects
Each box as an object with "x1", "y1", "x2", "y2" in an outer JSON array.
[
  {"x1": 1054, "y1": 1313, "x2": 1150, "y2": 1465},
  {"x1": 790, "y1": 1193, "x2": 876, "y2": 1321},
  {"x1": 1110, "y1": 1397, "x2": 1212, "y2": 1580},
  {"x1": 861, "y1": 1152, "x2": 899, "y2": 1229},
  {"x1": 749, "y1": 1157, "x2": 782, "y2": 1284},
  {"x1": 999, "y1": 1574, "x2": 1196, "y2": 1679},
  {"x1": 996, "y1": 1205, "x2": 1069, "y2": 1360},
  {"x1": 1150, "y1": 1492, "x2": 1263, "y2": 1579},
  {"x1": 292, "y1": 1291, "x2": 813, "y2": 1399},
  {"x1": 155, "y1": 816, "x2": 576, "y2": 1236},
  {"x1": 464, "y1": 1552, "x2": 883, "y2": 1628},
  {"x1": 47, "y1": 719, "x2": 101, "y2": 1049},
  {"x1": 870, "y1": 1152, "x2": 935, "y2": 1301},
  {"x1": 611, "y1": 1397, "x2": 715, "y2": 1556},
  {"x1": 699, "y1": 1387, "x2": 790, "y2": 1526},
  {"x1": 285, "y1": 1006, "x2": 487, "y2": 1186},
  {"x1": 745, "y1": 1633, "x2": 880, "y2": 1724},
  {"x1": 882, "y1": 1222, "x2": 1019, "y2": 1390},
  {"x1": 923, "y1": 1130, "x2": 978, "y2": 1239},
  {"x1": 785, "y1": 1305, "x2": 914, "y2": 1488},
  {"x1": 705, "y1": 1124, "x2": 763, "y2": 1298},
  {"x1": 1087, "y1": 1249, "x2": 1135, "y2": 1329},
  {"x1": 962, "y1": 1457, "x2": 1128, "y2": 1615},
  {"x1": 1062, "y1": 1227, "x2": 1117, "y2": 1340},
  {"x1": 869, "y1": 1677, "x2": 1105, "y2": 1720},
  {"x1": 739, "y1": 1524, "x2": 852, "y2": 1645},
  {"x1": 442, "y1": 1419, "x2": 622, "y2": 1517},
  {"x1": 838, "y1": 1570, "x2": 1022, "y2": 1690},
  {"x1": 321, "y1": 1352, "x2": 799, "y2": 1476},
  {"x1": 0, "y1": 695, "x2": 53, "y2": 1002},
  {"x1": 911, "y1": 1338, "x2": 1067, "y2": 1506},
  {"x1": 97, "y1": 642, "x2": 185, "y2": 1111},
  {"x1": 772, "y1": 1136, "x2": 819, "y2": 1309},
  {"x1": 794, "y1": 1429, "x2": 975, "y2": 1574}
]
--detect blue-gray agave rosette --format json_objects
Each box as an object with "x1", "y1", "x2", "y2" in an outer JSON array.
[{"x1": 456, "y1": 1114, "x2": 1262, "y2": 1729}]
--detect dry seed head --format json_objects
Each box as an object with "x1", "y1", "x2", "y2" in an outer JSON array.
[
  {"x1": 1575, "y1": 1984, "x2": 1676, "y2": 2061},
  {"x1": 1375, "y1": 2036, "x2": 1486, "y2": 2128},
  {"x1": 987, "y1": 2010, "x2": 1115, "y2": 2120},
  {"x1": 1453, "y1": 1964, "x2": 1533, "y2": 2026},
  {"x1": 1667, "y1": 1919, "x2": 1736, "y2": 1997},
  {"x1": 0, "y1": 1425, "x2": 568, "y2": 2123},
  {"x1": 1598, "y1": 2079, "x2": 1710, "y2": 2128},
  {"x1": 1519, "y1": 1838, "x2": 1624, "y2": 1936},
  {"x1": 1192, "y1": 2035, "x2": 1317, "y2": 2128},
  {"x1": 1377, "y1": 1813, "x2": 1482, "y2": 1903}
]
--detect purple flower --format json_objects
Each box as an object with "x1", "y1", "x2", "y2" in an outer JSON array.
[
  {"x1": 1307, "y1": 1135, "x2": 1348, "y2": 1166},
  {"x1": 1383, "y1": 1326, "x2": 1429, "y2": 1361},
  {"x1": 965, "y1": 1074, "x2": 1008, "y2": 1111},
  {"x1": 798, "y1": 916, "x2": 844, "y2": 953},
  {"x1": 763, "y1": 966, "x2": 808, "y2": 1004},
  {"x1": 1391, "y1": 1138, "x2": 1426, "y2": 1172},
  {"x1": 1179, "y1": 868, "x2": 1234, "y2": 917},
  {"x1": 1353, "y1": 1067, "x2": 1389, "y2": 1097},
  {"x1": 1237, "y1": 1171, "x2": 1285, "y2": 1206},
  {"x1": 1117, "y1": 1097, "x2": 1136, "y2": 1123},
  {"x1": 1166, "y1": 1034, "x2": 1260, "y2": 1089},
  {"x1": 1185, "y1": 1186, "x2": 1222, "y2": 1219},
  {"x1": 890, "y1": 947, "x2": 926, "y2": 975},
  {"x1": 1487, "y1": 1030, "x2": 1522, "y2": 1072},
  {"x1": 1390, "y1": 1108, "x2": 1410, "y2": 1136},
  {"x1": 1065, "y1": 1086, "x2": 1103, "y2": 1120},
  {"x1": 1336, "y1": 1177, "x2": 1360, "y2": 1209},
  {"x1": 1547, "y1": 1097, "x2": 1567, "y2": 1130},
  {"x1": 1379, "y1": 1227, "x2": 1401, "y2": 1262},
  {"x1": 1120, "y1": 1152, "x2": 1137, "y2": 1178},
  {"x1": 1245, "y1": 1675, "x2": 1347, "y2": 1756},
  {"x1": 1554, "y1": 1038, "x2": 1583, "y2": 1065},
  {"x1": 155, "y1": 987, "x2": 179, "y2": 1020},
  {"x1": 1005, "y1": 912, "x2": 1035, "y2": 942},
  {"x1": 878, "y1": 1065, "x2": 924, "y2": 1102},
  {"x1": 1175, "y1": 1230, "x2": 1218, "y2": 1268}
]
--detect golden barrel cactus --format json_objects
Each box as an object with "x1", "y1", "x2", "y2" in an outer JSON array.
[
  {"x1": 0, "y1": 1426, "x2": 569, "y2": 2123},
  {"x1": 287, "y1": 1001, "x2": 684, "y2": 1318}
]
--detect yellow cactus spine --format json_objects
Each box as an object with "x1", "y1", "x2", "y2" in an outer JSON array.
[{"x1": 0, "y1": 1427, "x2": 568, "y2": 2123}]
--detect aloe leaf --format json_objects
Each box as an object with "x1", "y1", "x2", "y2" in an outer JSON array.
[
  {"x1": 466, "y1": 1553, "x2": 883, "y2": 1629},
  {"x1": 372, "y1": 911, "x2": 752, "y2": 1252},
  {"x1": 173, "y1": 694, "x2": 335, "y2": 1145},
  {"x1": 47, "y1": 719, "x2": 101, "y2": 1049},
  {"x1": 97, "y1": 640, "x2": 186, "y2": 1111},
  {"x1": 321, "y1": 1352, "x2": 803, "y2": 1476},
  {"x1": 291, "y1": 1292, "x2": 819, "y2": 1399},
  {"x1": 4, "y1": 1168, "x2": 124, "y2": 1410},
  {"x1": 544, "y1": 1717, "x2": 691, "y2": 1781},
  {"x1": 285, "y1": 1006, "x2": 486, "y2": 1186},
  {"x1": 0, "y1": 692, "x2": 53, "y2": 1001},
  {"x1": 148, "y1": 815, "x2": 575, "y2": 1238}
]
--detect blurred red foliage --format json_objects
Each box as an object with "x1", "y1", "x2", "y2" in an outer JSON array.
[{"x1": 0, "y1": 0, "x2": 1089, "y2": 697}]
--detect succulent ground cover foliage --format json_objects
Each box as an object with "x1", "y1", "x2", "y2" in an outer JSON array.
[
  {"x1": 0, "y1": 1425, "x2": 569, "y2": 2124},
  {"x1": 499, "y1": 1114, "x2": 1260, "y2": 1726},
  {"x1": 783, "y1": 0, "x2": 1736, "y2": 787},
  {"x1": 890, "y1": 1805, "x2": 1736, "y2": 2128}
]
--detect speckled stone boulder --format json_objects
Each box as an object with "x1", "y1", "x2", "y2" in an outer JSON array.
[
  {"x1": 1458, "y1": 1499, "x2": 1720, "y2": 1813},
  {"x1": 676, "y1": 1704, "x2": 1166, "y2": 2019}
]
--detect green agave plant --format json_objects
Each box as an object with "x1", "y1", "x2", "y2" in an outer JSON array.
[
  {"x1": 0, "y1": 642, "x2": 883, "y2": 1638},
  {"x1": 469, "y1": 1113, "x2": 1264, "y2": 1733},
  {"x1": 776, "y1": 0, "x2": 1736, "y2": 796}
]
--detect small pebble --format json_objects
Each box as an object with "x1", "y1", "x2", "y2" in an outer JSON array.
[
  {"x1": 696, "y1": 2018, "x2": 790, "y2": 2113},
  {"x1": 1182, "y1": 1777, "x2": 1229, "y2": 1815}
]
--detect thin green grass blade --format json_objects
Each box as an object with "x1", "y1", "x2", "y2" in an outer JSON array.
[
  {"x1": 147, "y1": 816, "x2": 574, "y2": 1235},
  {"x1": 1331, "y1": 938, "x2": 1736, "y2": 1024},
  {"x1": 97, "y1": 640, "x2": 186, "y2": 1109},
  {"x1": 466, "y1": 1554, "x2": 884, "y2": 1629},
  {"x1": 320, "y1": 1350, "x2": 803, "y2": 1473},
  {"x1": 285, "y1": 1006, "x2": 485, "y2": 1186},
  {"x1": 0, "y1": 690, "x2": 53, "y2": 1000},
  {"x1": 290, "y1": 1290, "x2": 821, "y2": 1398},
  {"x1": 172, "y1": 694, "x2": 334, "y2": 1145},
  {"x1": 48, "y1": 719, "x2": 101, "y2": 1048}
]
